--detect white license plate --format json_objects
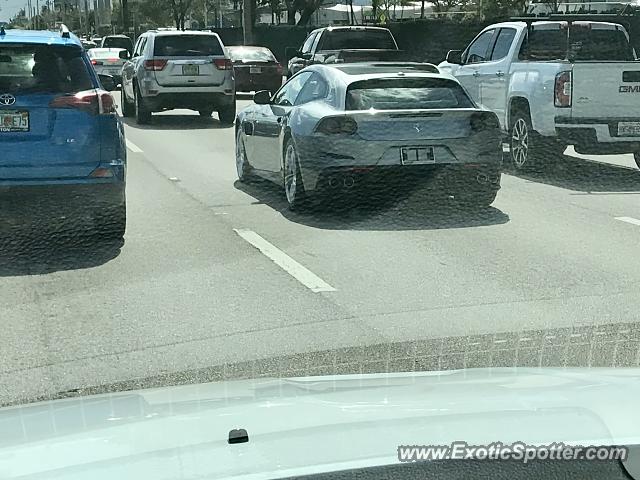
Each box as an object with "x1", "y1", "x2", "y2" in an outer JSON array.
[
  {"x1": 0, "y1": 111, "x2": 29, "y2": 132},
  {"x1": 182, "y1": 65, "x2": 199, "y2": 76},
  {"x1": 400, "y1": 146, "x2": 435, "y2": 165},
  {"x1": 250, "y1": 66, "x2": 262, "y2": 74},
  {"x1": 618, "y1": 122, "x2": 640, "y2": 136}
]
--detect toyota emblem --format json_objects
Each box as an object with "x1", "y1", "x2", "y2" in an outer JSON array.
[{"x1": 0, "y1": 94, "x2": 16, "y2": 106}]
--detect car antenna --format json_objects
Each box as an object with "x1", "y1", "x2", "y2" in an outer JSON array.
[{"x1": 59, "y1": 24, "x2": 70, "y2": 39}]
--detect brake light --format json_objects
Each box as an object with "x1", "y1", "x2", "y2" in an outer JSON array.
[
  {"x1": 214, "y1": 58, "x2": 233, "y2": 70},
  {"x1": 91, "y1": 59, "x2": 103, "y2": 66},
  {"x1": 470, "y1": 111, "x2": 500, "y2": 131},
  {"x1": 315, "y1": 116, "x2": 358, "y2": 135},
  {"x1": 555, "y1": 71, "x2": 572, "y2": 108},
  {"x1": 144, "y1": 59, "x2": 168, "y2": 71},
  {"x1": 49, "y1": 89, "x2": 116, "y2": 116},
  {"x1": 276, "y1": 63, "x2": 284, "y2": 75}
]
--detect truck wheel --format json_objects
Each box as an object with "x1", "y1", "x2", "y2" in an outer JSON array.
[
  {"x1": 635, "y1": 153, "x2": 640, "y2": 170},
  {"x1": 509, "y1": 108, "x2": 558, "y2": 172}
]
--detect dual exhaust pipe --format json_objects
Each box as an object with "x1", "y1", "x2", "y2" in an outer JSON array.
[
  {"x1": 328, "y1": 176, "x2": 356, "y2": 188},
  {"x1": 477, "y1": 173, "x2": 500, "y2": 185}
]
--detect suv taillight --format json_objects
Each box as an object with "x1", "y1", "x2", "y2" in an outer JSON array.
[
  {"x1": 555, "y1": 71, "x2": 572, "y2": 108},
  {"x1": 91, "y1": 59, "x2": 103, "y2": 66},
  {"x1": 315, "y1": 116, "x2": 358, "y2": 135},
  {"x1": 214, "y1": 58, "x2": 233, "y2": 70},
  {"x1": 49, "y1": 89, "x2": 116, "y2": 116},
  {"x1": 144, "y1": 59, "x2": 168, "y2": 71}
]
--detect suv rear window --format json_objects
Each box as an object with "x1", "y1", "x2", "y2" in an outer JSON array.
[
  {"x1": 520, "y1": 25, "x2": 635, "y2": 61},
  {"x1": 102, "y1": 37, "x2": 133, "y2": 52},
  {"x1": 320, "y1": 30, "x2": 397, "y2": 50},
  {"x1": 154, "y1": 35, "x2": 224, "y2": 57},
  {"x1": 0, "y1": 44, "x2": 93, "y2": 94},
  {"x1": 346, "y1": 78, "x2": 474, "y2": 110}
]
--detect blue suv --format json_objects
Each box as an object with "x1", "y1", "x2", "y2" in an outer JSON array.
[{"x1": 0, "y1": 26, "x2": 126, "y2": 238}]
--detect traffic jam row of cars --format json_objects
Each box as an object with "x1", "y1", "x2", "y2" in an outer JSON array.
[{"x1": 1, "y1": 19, "x2": 640, "y2": 239}]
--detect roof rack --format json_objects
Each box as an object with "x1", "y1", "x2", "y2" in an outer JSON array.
[
  {"x1": 511, "y1": 12, "x2": 636, "y2": 31},
  {"x1": 59, "y1": 24, "x2": 70, "y2": 38}
]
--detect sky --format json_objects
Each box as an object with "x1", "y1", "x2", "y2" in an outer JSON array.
[{"x1": 1, "y1": 0, "x2": 28, "y2": 22}]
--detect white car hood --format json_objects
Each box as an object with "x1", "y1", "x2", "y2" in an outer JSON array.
[{"x1": 1, "y1": 368, "x2": 640, "y2": 480}]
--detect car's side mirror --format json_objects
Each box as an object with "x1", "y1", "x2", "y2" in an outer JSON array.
[
  {"x1": 253, "y1": 90, "x2": 272, "y2": 105},
  {"x1": 119, "y1": 50, "x2": 130, "y2": 60},
  {"x1": 445, "y1": 49, "x2": 463, "y2": 65},
  {"x1": 99, "y1": 74, "x2": 116, "y2": 91}
]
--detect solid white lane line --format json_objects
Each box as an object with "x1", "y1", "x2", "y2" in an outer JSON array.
[
  {"x1": 126, "y1": 140, "x2": 143, "y2": 153},
  {"x1": 234, "y1": 229, "x2": 337, "y2": 293},
  {"x1": 615, "y1": 216, "x2": 640, "y2": 226}
]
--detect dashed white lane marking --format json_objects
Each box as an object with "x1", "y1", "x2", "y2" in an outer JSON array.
[
  {"x1": 615, "y1": 216, "x2": 640, "y2": 226},
  {"x1": 126, "y1": 140, "x2": 143, "y2": 153},
  {"x1": 234, "y1": 229, "x2": 336, "y2": 293}
]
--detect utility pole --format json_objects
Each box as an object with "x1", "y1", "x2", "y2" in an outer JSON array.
[
  {"x1": 242, "y1": 0, "x2": 252, "y2": 44},
  {"x1": 204, "y1": 0, "x2": 208, "y2": 28}
]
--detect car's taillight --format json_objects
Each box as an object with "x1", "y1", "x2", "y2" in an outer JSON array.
[
  {"x1": 555, "y1": 71, "x2": 572, "y2": 108},
  {"x1": 144, "y1": 59, "x2": 168, "y2": 71},
  {"x1": 470, "y1": 111, "x2": 500, "y2": 131},
  {"x1": 214, "y1": 58, "x2": 233, "y2": 70},
  {"x1": 91, "y1": 59, "x2": 103, "y2": 66},
  {"x1": 49, "y1": 89, "x2": 116, "y2": 116},
  {"x1": 315, "y1": 116, "x2": 358, "y2": 135},
  {"x1": 276, "y1": 63, "x2": 284, "y2": 75}
]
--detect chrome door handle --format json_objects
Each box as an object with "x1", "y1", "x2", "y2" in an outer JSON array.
[
  {"x1": 496, "y1": 71, "x2": 505, "y2": 77},
  {"x1": 473, "y1": 71, "x2": 480, "y2": 77}
]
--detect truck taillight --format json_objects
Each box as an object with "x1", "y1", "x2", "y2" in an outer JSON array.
[
  {"x1": 144, "y1": 59, "x2": 168, "y2": 71},
  {"x1": 555, "y1": 71, "x2": 572, "y2": 108},
  {"x1": 315, "y1": 116, "x2": 358, "y2": 135},
  {"x1": 214, "y1": 58, "x2": 233, "y2": 70},
  {"x1": 49, "y1": 89, "x2": 116, "y2": 116}
]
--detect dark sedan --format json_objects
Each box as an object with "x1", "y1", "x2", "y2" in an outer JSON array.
[{"x1": 227, "y1": 46, "x2": 283, "y2": 93}]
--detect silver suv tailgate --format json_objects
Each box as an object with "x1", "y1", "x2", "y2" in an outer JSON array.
[{"x1": 152, "y1": 34, "x2": 228, "y2": 87}]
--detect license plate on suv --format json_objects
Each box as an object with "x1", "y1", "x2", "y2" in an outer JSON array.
[
  {"x1": 0, "y1": 111, "x2": 29, "y2": 132},
  {"x1": 618, "y1": 121, "x2": 640, "y2": 136},
  {"x1": 250, "y1": 66, "x2": 262, "y2": 74},
  {"x1": 182, "y1": 65, "x2": 199, "y2": 76},
  {"x1": 400, "y1": 146, "x2": 435, "y2": 165}
]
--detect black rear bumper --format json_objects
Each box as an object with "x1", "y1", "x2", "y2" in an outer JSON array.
[
  {"x1": 145, "y1": 93, "x2": 235, "y2": 112},
  {"x1": 0, "y1": 183, "x2": 125, "y2": 221}
]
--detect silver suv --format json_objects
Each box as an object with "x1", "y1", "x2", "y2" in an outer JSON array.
[{"x1": 121, "y1": 30, "x2": 235, "y2": 125}]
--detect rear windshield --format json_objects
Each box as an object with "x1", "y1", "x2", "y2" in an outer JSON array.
[
  {"x1": 346, "y1": 78, "x2": 474, "y2": 110},
  {"x1": 154, "y1": 35, "x2": 224, "y2": 57},
  {"x1": 520, "y1": 25, "x2": 635, "y2": 61},
  {"x1": 227, "y1": 47, "x2": 276, "y2": 62},
  {"x1": 90, "y1": 49, "x2": 125, "y2": 60},
  {"x1": 102, "y1": 37, "x2": 133, "y2": 52},
  {"x1": 320, "y1": 30, "x2": 397, "y2": 50},
  {"x1": 0, "y1": 44, "x2": 93, "y2": 94}
]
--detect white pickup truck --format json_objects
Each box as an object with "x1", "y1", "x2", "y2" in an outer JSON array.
[{"x1": 439, "y1": 20, "x2": 640, "y2": 170}]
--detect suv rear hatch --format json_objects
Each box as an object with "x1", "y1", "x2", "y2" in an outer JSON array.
[
  {"x1": 151, "y1": 34, "x2": 228, "y2": 87},
  {"x1": 0, "y1": 44, "x2": 104, "y2": 180}
]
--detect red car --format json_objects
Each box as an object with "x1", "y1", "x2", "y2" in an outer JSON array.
[{"x1": 227, "y1": 46, "x2": 283, "y2": 93}]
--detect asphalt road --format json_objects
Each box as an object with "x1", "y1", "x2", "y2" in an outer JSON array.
[{"x1": 2, "y1": 95, "x2": 640, "y2": 406}]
